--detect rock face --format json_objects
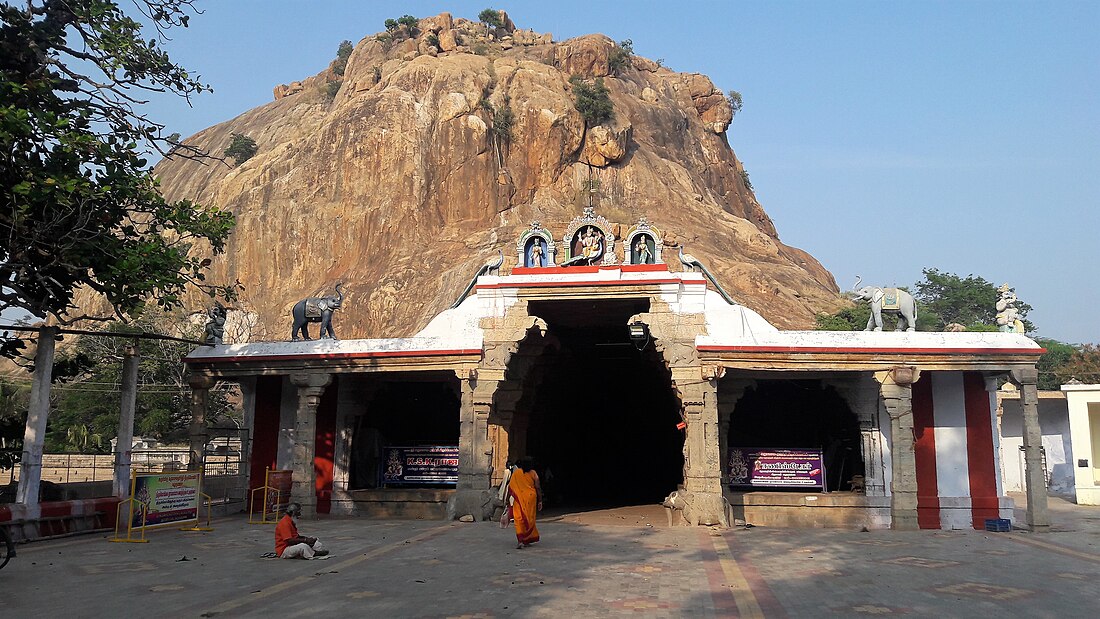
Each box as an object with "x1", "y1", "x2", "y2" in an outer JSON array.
[{"x1": 140, "y1": 13, "x2": 842, "y2": 341}]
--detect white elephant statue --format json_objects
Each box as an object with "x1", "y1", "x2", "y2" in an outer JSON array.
[{"x1": 849, "y1": 276, "x2": 917, "y2": 332}]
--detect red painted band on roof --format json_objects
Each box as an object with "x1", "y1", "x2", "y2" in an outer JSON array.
[
  {"x1": 697, "y1": 345, "x2": 1043, "y2": 355},
  {"x1": 185, "y1": 348, "x2": 483, "y2": 364},
  {"x1": 475, "y1": 277, "x2": 694, "y2": 290}
]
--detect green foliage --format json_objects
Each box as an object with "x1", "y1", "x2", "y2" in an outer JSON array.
[
  {"x1": 427, "y1": 33, "x2": 440, "y2": 49},
  {"x1": 0, "y1": 379, "x2": 30, "y2": 471},
  {"x1": 323, "y1": 80, "x2": 342, "y2": 101},
  {"x1": 727, "y1": 90, "x2": 743, "y2": 118},
  {"x1": 484, "y1": 95, "x2": 515, "y2": 144},
  {"x1": 608, "y1": 39, "x2": 634, "y2": 74},
  {"x1": 815, "y1": 305, "x2": 871, "y2": 331},
  {"x1": 45, "y1": 307, "x2": 238, "y2": 451},
  {"x1": 397, "y1": 14, "x2": 419, "y2": 34},
  {"x1": 1054, "y1": 343, "x2": 1100, "y2": 385},
  {"x1": 0, "y1": 0, "x2": 237, "y2": 336},
  {"x1": 224, "y1": 133, "x2": 258, "y2": 164},
  {"x1": 479, "y1": 8, "x2": 504, "y2": 30},
  {"x1": 384, "y1": 18, "x2": 398, "y2": 32},
  {"x1": 373, "y1": 65, "x2": 382, "y2": 82},
  {"x1": 332, "y1": 40, "x2": 353, "y2": 76},
  {"x1": 739, "y1": 169, "x2": 753, "y2": 190},
  {"x1": 472, "y1": 41, "x2": 489, "y2": 56},
  {"x1": 914, "y1": 268, "x2": 1034, "y2": 332},
  {"x1": 375, "y1": 32, "x2": 393, "y2": 47},
  {"x1": 1035, "y1": 338, "x2": 1078, "y2": 390},
  {"x1": 569, "y1": 75, "x2": 614, "y2": 126}
]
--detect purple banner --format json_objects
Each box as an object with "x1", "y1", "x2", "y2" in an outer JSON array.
[
  {"x1": 382, "y1": 446, "x2": 459, "y2": 485},
  {"x1": 728, "y1": 448, "x2": 825, "y2": 489}
]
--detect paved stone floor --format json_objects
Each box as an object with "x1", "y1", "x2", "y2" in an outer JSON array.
[{"x1": 4, "y1": 496, "x2": 1100, "y2": 618}]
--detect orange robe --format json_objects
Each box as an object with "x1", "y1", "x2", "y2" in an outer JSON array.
[
  {"x1": 274, "y1": 514, "x2": 298, "y2": 556},
  {"x1": 508, "y1": 468, "x2": 540, "y2": 545}
]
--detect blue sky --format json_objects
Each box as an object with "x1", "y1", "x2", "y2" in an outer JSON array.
[{"x1": 143, "y1": 1, "x2": 1099, "y2": 344}]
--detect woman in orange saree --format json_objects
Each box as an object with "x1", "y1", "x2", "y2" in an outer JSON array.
[{"x1": 508, "y1": 457, "x2": 542, "y2": 548}]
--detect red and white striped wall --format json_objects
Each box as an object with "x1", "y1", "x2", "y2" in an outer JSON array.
[{"x1": 911, "y1": 371, "x2": 1006, "y2": 529}]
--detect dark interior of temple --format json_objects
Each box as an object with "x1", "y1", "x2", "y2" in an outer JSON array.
[
  {"x1": 523, "y1": 299, "x2": 685, "y2": 508},
  {"x1": 349, "y1": 377, "x2": 460, "y2": 489},
  {"x1": 728, "y1": 380, "x2": 864, "y2": 492}
]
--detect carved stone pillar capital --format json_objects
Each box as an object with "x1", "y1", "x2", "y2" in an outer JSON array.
[
  {"x1": 188, "y1": 373, "x2": 217, "y2": 390},
  {"x1": 1009, "y1": 367, "x2": 1038, "y2": 387},
  {"x1": 290, "y1": 372, "x2": 333, "y2": 390}
]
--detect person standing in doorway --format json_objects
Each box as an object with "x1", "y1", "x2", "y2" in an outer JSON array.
[{"x1": 507, "y1": 456, "x2": 542, "y2": 548}]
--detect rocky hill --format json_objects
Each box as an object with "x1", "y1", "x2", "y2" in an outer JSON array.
[{"x1": 147, "y1": 11, "x2": 842, "y2": 341}]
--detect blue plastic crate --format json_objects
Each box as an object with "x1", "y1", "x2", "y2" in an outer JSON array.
[{"x1": 984, "y1": 518, "x2": 1011, "y2": 532}]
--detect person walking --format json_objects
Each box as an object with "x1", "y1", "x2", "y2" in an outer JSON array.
[{"x1": 507, "y1": 456, "x2": 542, "y2": 549}]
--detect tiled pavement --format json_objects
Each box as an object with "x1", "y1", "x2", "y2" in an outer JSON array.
[{"x1": 4, "y1": 497, "x2": 1099, "y2": 618}]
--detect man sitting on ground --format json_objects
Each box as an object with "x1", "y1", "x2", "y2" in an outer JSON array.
[{"x1": 275, "y1": 502, "x2": 328, "y2": 559}]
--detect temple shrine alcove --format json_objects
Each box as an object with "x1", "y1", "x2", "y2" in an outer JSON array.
[
  {"x1": 504, "y1": 298, "x2": 685, "y2": 509},
  {"x1": 347, "y1": 373, "x2": 461, "y2": 490},
  {"x1": 726, "y1": 379, "x2": 865, "y2": 493}
]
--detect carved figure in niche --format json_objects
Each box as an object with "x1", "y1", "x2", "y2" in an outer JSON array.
[
  {"x1": 203, "y1": 302, "x2": 226, "y2": 345},
  {"x1": 995, "y1": 283, "x2": 1025, "y2": 333},
  {"x1": 849, "y1": 276, "x2": 916, "y2": 332},
  {"x1": 574, "y1": 226, "x2": 603, "y2": 264},
  {"x1": 632, "y1": 235, "x2": 654, "y2": 264},
  {"x1": 526, "y1": 237, "x2": 548, "y2": 267},
  {"x1": 291, "y1": 283, "x2": 346, "y2": 341}
]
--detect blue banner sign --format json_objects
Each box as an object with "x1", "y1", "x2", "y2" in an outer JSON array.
[
  {"x1": 382, "y1": 446, "x2": 459, "y2": 485},
  {"x1": 728, "y1": 447, "x2": 825, "y2": 489}
]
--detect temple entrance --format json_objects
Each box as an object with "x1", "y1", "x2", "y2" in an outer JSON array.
[
  {"x1": 518, "y1": 300, "x2": 684, "y2": 509},
  {"x1": 728, "y1": 380, "x2": 864, "y2": 492}
]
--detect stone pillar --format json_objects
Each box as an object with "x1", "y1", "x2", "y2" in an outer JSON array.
[
  {"x1": 289, "y1": 372, "x2": 332, "y2": 518},
  {"x1": 717, "y1": 378, "x2": 752, "y2": 487},
  {"x1": 113, "y1": 344, "x2": 140, "y2": 497},
  {"x1": 16, "y1": 325, "x2": 59, "y2": 508},
  {"x1": 877, "y1": 367, "x2": 920, "y2": 531},
  {"x1": 489, "y1": 384, "x2": 522, "y2": 486},
  {"x1": 187, "y1": 374, "x2": 216, "y2": 471},
  {"x1": 239, "y1": 377, "x2": 257, "y2": 493},
  {"x1": 675, "y1": 369, "x2": 729, "y2": 526},
  {"x1": 1010, "y1": 367, "x2": 1050, "y2": 532},
  {"x1": 450, "y1": 372, "x2": 498, "y2": 520}
]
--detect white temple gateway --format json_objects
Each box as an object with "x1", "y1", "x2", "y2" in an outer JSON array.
[{"x1": 185, "y1": 212, "x2": 1050, "y2": 530}]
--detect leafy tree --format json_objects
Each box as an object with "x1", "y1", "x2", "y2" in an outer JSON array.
[
  {"x1": 0, "y1": 379, "x2": 30, "y2": 475},
  {"x1": 739, "y1": 169, "x2": 753, "y2": 191},
  {"x1": 1035, "y1": 338, "x2": 1078, "y2": 390},
  {"x1": 426, "y1": 33, "x2": 440, "y2": 49},
  {"x1": 608, "y1": 39, "x2": 633, "y2": 74},
  {"x1": 914, "y1": 268, "x2": 1033, "y2": 332},
  {"x1": 224, "y1": 133, "x2": 258, "y2": 165},
  {"x1": 323, "y1": 80, "x2": 342, "y2": 102},
  {"x1": 332, "y1": 40, "x2": 353, "y2": 76},
  {"x1": 478, "y1": 8, "x2": 504, "y2": 34},
  {"x1": 0, "y1": 0, "x2": 236, "y2": 342},
  {"x1": 384, "y1": 18, "x2": 398, "y2": 32},
  {"x1": 1055, "y1": 344, "x2": 1100, "y2": 384},
  {"x1": 727, "y1": 90, "x2": 743, "y2": 118},
  {"x1": 45, "y1": 306, "x2": 239, "y2": 451},
  {"x1": 569, "y1": 75, "x2": 614, "y2": 127},
  {"x1": 396, "y1": 14, "x2": 419, "y2": 35},
  {"x1": 815, "y1": 305, "x2": 870, "y2": 331}
]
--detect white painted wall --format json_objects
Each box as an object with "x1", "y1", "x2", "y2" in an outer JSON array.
[
  {"x1": 1062, "y1": 384, "x2": 1100, "y2": 505},
  {"x1": 998, "y1": 391, "x2": 1073, "y2": 495}
]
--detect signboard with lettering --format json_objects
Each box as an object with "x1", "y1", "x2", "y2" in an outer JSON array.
[
  {"x1": 727, "y1": 448, "x2": 825, "y2": 490},
  {"x1": 382, "y1": 446, "x2": 459, "y2": 485},
  {"x1": 131, "y1": 470, "x2": 201, "y2": 528}
]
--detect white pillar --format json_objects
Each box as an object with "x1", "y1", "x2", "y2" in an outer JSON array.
[
  {"x1": 113, "y1": 344, "x2": 139, "y2": 497},
  {"x1": 16, "y1": 325, "x2": 58, "y2": 507}
]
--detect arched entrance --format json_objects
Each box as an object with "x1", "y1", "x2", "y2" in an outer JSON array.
[{"x1": 508, "y1": 299, "x2": 684, "y2": 508}]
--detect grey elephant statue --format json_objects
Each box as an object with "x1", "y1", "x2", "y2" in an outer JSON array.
[
  {"x1": 849, "y1": 276, "x2": 917, "y2": 332},
  {"x1": 291, "y1": 283, "x2": 346, "y2": 341}
]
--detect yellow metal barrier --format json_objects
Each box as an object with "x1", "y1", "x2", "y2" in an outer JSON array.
[
  {"x1": 179, "y1": 493, "x2": 215, "y2": 532},
  {"x1": 110, "y1": 497, "x2": 150, "y2": 543},
  {"x1": 249, "y1": 485, "x2": 281, "y2": 524}
]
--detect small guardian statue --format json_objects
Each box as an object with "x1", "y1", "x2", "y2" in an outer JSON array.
[
  {"x1": 203, "y1": 302, "x2": 227, "y2": 345},
  {"x1": 995, "y1": 284, "x2": 1025, "y2": 333}
]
